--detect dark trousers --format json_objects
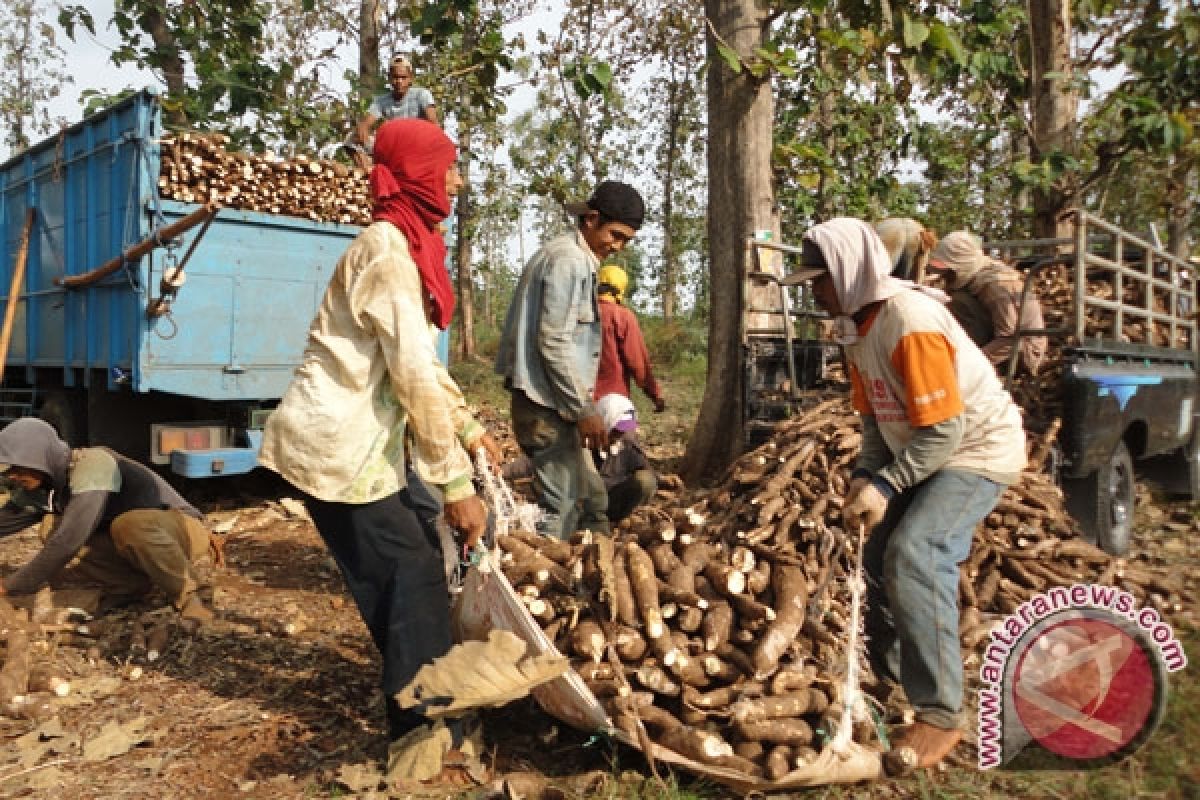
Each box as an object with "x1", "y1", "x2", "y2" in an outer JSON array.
[
  {"x1": 606, "y1": 468, "x2": 658, "y2": 523},
  {"x1": 510, "y1": 390, "x2": 609, "y2": 538},
  {"x1": 302, "y1": 474, "x2": 450, "y2": 740}
]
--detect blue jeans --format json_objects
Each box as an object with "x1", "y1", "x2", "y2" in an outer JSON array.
[
  {"x1": 863, "y1": 469, "x2": 1005, "y2": 729},
  {"x1": 510, "y1": 391, "x2": 609, "y2": 539}
]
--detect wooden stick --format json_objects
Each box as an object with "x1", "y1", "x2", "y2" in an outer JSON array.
[
  {"x1": 57, "y1": 202, "x2": 220, "y2": 289},
  {"x1": 0, "y1": 209, "x2": 34, "y2": 379}
]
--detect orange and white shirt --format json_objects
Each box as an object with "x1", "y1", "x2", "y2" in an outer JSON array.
[{"x1": 847, "y1": 290, "x2": 1026, "y2": 482}]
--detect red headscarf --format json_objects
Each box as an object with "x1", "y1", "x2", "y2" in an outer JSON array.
[{"x1": 369, "y1": 119, "x2": 457, "y2": 329}]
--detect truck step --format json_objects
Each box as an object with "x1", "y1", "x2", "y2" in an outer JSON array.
[{"x1": 0, "y1": 388, "x2": 37, "y2": 427}]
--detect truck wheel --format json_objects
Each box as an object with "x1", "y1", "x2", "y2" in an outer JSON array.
[
  {"x1": 37, "y1": 391, "x2": 86, "y2": 448},
  {"x1": 1066, "y1": 440, "x2": 1135, "y2": 556},
  {"x1": 1186, "y1": 425, "x2": 1200, "y2": 500}
]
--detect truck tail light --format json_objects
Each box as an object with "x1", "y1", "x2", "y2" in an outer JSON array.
[{"x1": 152, "y1": 424, "x2": 226, "y2": 465}]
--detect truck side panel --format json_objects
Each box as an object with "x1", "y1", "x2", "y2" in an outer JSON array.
[
  {"x1": 140, "y1": 202, "x2": 357, "y2": 401},
  {"x1": 0, "y1": 93, "x2": 154, "y2": 388},
  {"x1": 2, "y1": 91, "x2": 361, "y2": 404},
  {"x1": 1062, "y1": 358, "x2": 1196, "y2": 477}
]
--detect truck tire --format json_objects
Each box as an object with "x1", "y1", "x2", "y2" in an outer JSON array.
[
  {"x1": 1064, "y1": 439, "x2": 1135, "y2": 556},
  {"x1": 1186, "y1": 425, "x2": 1200, "y2": 500},
  {"x1": 37, "y1": 391, "x2": 87, "y2": 448}
]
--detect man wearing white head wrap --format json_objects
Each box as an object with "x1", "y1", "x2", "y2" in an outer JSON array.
[
  {"x1": 793, "y1": 218, "x2": 1026, "y2": 770},
  {"x1": 592, "y1": 394, "x2": 656, "y2": 522},
  {"x1": 874, "y1": 217, "x2": 937, "y2": 282},
  {"x1": 504, "y1": 393, "x2": 656, "y2": 523},
  {"x1": 928, "y1": 231, "x2": 1047, "y2": 374}
]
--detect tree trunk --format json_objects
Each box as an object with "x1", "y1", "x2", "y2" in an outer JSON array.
[
  {"x1": 359, "y1": 0, "x2": 383, "y2": 91},
  {"x1": 661, "y1": 78, "x2": 683, "y2": 323},
  {"x1": 7, "y1": 2, "x2": 33, "y2": 151},
  {"x1": 572, "y1": 0, "x2": 598, "y2": 187},
  {"x1": 1166, "y1": 153, "x2": 1195, "y2": 259},
  {"x1": 1028, "y1": 0, "x2": 1077, "y2": 239},
  {"x1": 1010, "y1": 131, "x2": 1032, "y2": 239},
  {"x1": 456, "y1": 132, "x2": 477, "y2": 360},
  {"x1": 681, "y1": 0, "x2": 775, "y2": 485},
  {"x1": 813, "y1": 8, "x2": 836, "y2": 222},
  {"x1": 142, "y1": 4, "x2": 187, "y2": 124}
]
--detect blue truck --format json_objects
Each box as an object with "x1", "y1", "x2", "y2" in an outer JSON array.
[{"x1": 0, "y1": 90, "x2": 370, "y2": 477}]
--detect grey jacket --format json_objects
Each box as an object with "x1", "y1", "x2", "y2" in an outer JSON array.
[{"x1": 495, "y1": 231, "x2": 602, "y2": 421}]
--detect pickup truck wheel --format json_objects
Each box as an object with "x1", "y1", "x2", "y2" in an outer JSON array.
[
  {"x1": 1186, "y1": 425, "x2": 1200, "y2": 500},
  {"x1": 1066, "y1": 440, "x2": 1135, "y2": 556}
]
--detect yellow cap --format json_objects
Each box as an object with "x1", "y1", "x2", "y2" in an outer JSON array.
[{"x1": 597, "y1": 264, "x2": 629, "y2": 301}]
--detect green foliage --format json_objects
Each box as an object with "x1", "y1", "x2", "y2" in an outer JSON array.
[
  {"x1": 0, "y1": 0, "x2": 70, "y2": 155},
  {"x1": 641, "y1": 315, "x2": 708, "y2": 371},
  {"x1": 405, "y1": 0, "x2": 522, "y2": 118},
  {"x1": 772, "y1": 4, "x2": 920, "y2": 232},
  {"x1": 564, "y1": 56, "x2": 613, "y2": 100},
  {"x1": 59, "y1": 0, "x2": 300, "y2": 146}
]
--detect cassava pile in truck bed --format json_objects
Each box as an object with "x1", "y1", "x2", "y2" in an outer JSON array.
[
  {"x1": 157, "y1": 133, "x2": 372, "y2": 226},
  {"x1": 1005, "y1": 262, "x2": 1193, "y2": 432},
  {"x1": 495, "y1": 397, "x2": 1183, "y2": 778}
]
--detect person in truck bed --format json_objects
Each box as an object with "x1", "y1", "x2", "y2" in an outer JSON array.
[
  {"x1": 347, "y1": 55, "x2": 440, "y2": 171},
  {"x1": 788, "y1": 218, "x2": 1026, "y2": 771},
  {"x1": 874, "y1": 217, "x2": 938, "y2": 282},
  {"x1": 0, "y1": 417, "x2": 221, "y2": 626},
  {"x1": 927, "y1": 230, "x2": 1048, "y2": 375}
]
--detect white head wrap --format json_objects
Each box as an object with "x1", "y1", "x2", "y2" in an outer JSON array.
[
  {"x1": 596, "y1": 393, "x2": 637, "y2": 433},
  {"x1": 805, "y1": 218, "x2": 947, "y2": 345},
  {"x1": 929, "y1": 230, "x2": 988, "y2": 289}
]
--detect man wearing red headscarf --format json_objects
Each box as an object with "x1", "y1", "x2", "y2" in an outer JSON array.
[{"x1": 261, "y1": 119, "x2": 503, "y2": 766}]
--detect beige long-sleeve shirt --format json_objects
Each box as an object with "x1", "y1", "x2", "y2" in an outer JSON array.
[
  {"x1": 952, "y1": 260, "x2": 1047, "y2": 374},
  {"x1": 259, "y1": 222, "x2": 481, "y2": 504}
]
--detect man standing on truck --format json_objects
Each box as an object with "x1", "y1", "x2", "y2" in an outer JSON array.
[
  {"x1": 259, "y1": 119, "x2": 505, "y2": 782},
  {"x1": 347, "y1": 55, "x2": 440, "y2": 171},
  {"x1": 495, "y1": 180, "x2": 645, "y2": 539},
  {"x1": 927, "y1": 230, "x2": 1048, "y2": 375},
  {"x1": 788, "y1": 218, "x2": 1026, "y2": 771},
  {"x1": 0, "y1": 418, "x2": 221, "y2": 626},
  {"x1": 595, "y1": 264, "x2": 667, "y2": 412}
]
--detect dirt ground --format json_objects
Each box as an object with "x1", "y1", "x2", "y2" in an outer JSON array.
[{"x1": 0, "y1": 421, "x2": 1196, "y2": 799}]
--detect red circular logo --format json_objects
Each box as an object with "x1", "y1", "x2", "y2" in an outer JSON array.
[{"x1": 1012, "y1": 617, "x2": 1158, "y2": 761}]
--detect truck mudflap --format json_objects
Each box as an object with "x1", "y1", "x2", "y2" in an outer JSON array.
[{"x1": 168, "y1": 430, "x2": 262, "y2": 477}]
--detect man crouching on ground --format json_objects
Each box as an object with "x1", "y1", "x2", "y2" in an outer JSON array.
[{"x1": 0, "y1": 418, "x2": 220, "y2": 627}]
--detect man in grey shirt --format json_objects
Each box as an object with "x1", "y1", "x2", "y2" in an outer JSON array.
[
  {"x1": 349, "y1": 55, "x2": 439, "y2": 171},
  {"x1": 495, "y1": 181, "x2": 645, "y2": 538}
]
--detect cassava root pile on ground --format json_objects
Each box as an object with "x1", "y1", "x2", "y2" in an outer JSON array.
[
  {"x1": 158, "y1": 133, "x2": 371, "y2": 225},
  {"x1": 0, "y1": 588, "x2": 187, "y2": 723},
  {"x1": 497, "y1": 396, "x2": 1182, "y2": 778}
]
